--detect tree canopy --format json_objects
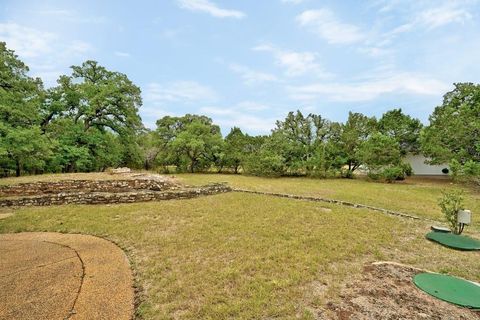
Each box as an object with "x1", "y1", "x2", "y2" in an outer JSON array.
[
  {"x1": 421, "y1": 83, "x2": 480, "y2": 164},
  {"x1": 378, "y1": 108, "x2": 423, "y2": 155},
  {"x1": 0, "y1": 42, "x2": 49, "y2": 176},
  {"x1": 0, "y1": 42, "x2": 143, "y2": 175},
  {"x1": 1, "y1": 41, "x2": 478, "y2": 183}
]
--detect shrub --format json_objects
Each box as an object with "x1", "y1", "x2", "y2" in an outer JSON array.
[
  {"x1": 367, "y1": 171, "x2": 381, "y2": 180},
  {"x1": 370, "y1": 163, "x2": 411, "y2": 183},
  {"x1": 382, "y1": 166, "x2": 405, "y2": 183},
  {"x1": 449, "y1": 159, "x2": 480, "y2": 186},
  {"x1": 463, "y1": 160, "x2": 480, "y2": 176},
  {"x1": 400, "y1": 162, "x2": 413, "y2": 176},
  {"x1": 438, "y1": 190, "x2": 464, "y2": 234},
  {"x1": 243, "y1": 152, "x2": 285, "y2": 177},
  {"x1": 449, "y1": 159, "x2": 462, "y2": 178},
  {"x1": 342, "y1": 169, "x2": 355, "y2": 179}
]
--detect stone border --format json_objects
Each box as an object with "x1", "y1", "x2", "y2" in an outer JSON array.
[
  {"x1": 0, "y1": 180, "x2": 431, "y2": 223},
  {"x1": 0, "y1": 184, "x2": 231, "y2": 207},
  {"x1": 0, "y1": 179, "x2": 178, "y2": 197},
  {"x1": 234, "y1": 189, "x2": 431, "y2": 221}
]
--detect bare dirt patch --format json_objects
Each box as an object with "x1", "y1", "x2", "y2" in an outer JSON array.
[
  {"x1": 316, "y1": 262, "x2": 479, "y2": 319},
  {"x1": 0, "y1": 212, "x2": 12, "y2": 219}
]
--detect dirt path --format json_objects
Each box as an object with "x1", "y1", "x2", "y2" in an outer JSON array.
[{"x1": 0, "y1": 232, "x2": 134, "y2": 320}]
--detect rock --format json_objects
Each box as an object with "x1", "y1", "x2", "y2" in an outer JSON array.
[
  {"x1": 0, "y1": 183, "x2": 232, "y2": 207},
  {"x1": 108, "y1": 167, "x2": 131, "y2": 174}
]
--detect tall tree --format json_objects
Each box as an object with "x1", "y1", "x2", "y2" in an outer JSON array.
[
  {"x1": 170, "y1": 121, "x2": 223, "y2": 173},
  {"x1": 243, "y1": 135, "x2": 286, "y2": 177},
  {"x1": 41, "y1": 60, "x2": 144, "y2": 172},
  {"x1": 224, "y1": 127, "x2": 249, "y2": 173},
  {"x1": 137, "y1": 129, "x2": 162, "y2": 170},
  {"x1": 43, "y1": 60, "x2": 142, "y2": 134},
  {"x1": 357, "y1": 133, "x2": 401, "y2": 173},
  {"x1": 272, "y1": 110, "x2": 331, "y2": 174},
  {"x1": 0, "y1": 42, "x2": 50, "y2": 176},
  {"x1": 339, "y1": 112, "x2": 376, "y2": 176},
  {"x1": 421, "y1": 83, "x2": 480, "y2": 165},
  {"x1": 156, "y1": 115, "x2": 223, "y2": 172},
  {"x1": 378, "y1": 108, "x2": 422, "y2": 155}
]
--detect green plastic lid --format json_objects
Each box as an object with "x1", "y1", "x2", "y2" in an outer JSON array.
[
  {"x1": 413, "y1": 273, "x2": 480, "y2": 309},
  {"x1": 426, "y1": 231, "x2": 480, "y2": 250}
]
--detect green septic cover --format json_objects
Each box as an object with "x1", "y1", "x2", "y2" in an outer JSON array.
[
  {"x1": 426, "y1": 231, "x2": 480, "y2": 250},
  {"x1": 413, "y1": 273, "x2": 480, "y2": 309}
]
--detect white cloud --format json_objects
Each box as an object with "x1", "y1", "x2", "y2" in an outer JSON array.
[
  {"x1": 369, "y1": 2, "x2": 474, "y2": 57},
  {"x1": 358, "y1": 46, "x2": 392, "y2": 58},
  {"x1": 33, "y1": 40, "x2": 93, "y2": 84},
  {"x1": 253, "y1": 44, "x2": 331, "y2": 78},
  {"x1": 139, "y1": 106, "x2": 175, "y2": 129},
  {"x1": 288, "y1": 72, "x2": 449, "y2": 102},
  {"x1": 177, "y1": 0, "x2": 245, "y2": 19},
  {"x1": 114, "y1": 51, "x2": 131, "y2": 57},
  {"x1": 200, "y1": 106, "x2": 276, "y2": 133},
  {"x1": 145, "y1": 81, "x2": 218, "y2": 105},
  {"x1": 0, "y1": 23, "x2": 93, "y2": 87},
  {"x1": 229, "y1": 64, "x2": 278, "y2": 85},
  {"x1": 0, "y1": 23, "x2": 56, "y2": 58},
  {"x1": 142, "y1": 81, "x2": 219, "y2": 128},
  {"x1": 296, "y1": 9, "x2": 365, "y2": 44},
  {"x1": 66, "y1": 40, "x2": 93, "y2": 55},
  {"x1": 235, "y1": 101, "x2": 270, "y2": 111},
  {"x1": 379, "y1": 1, "x2": 474, "y2": 42},
  {"x1": 417, "y1": 4, "x2": 472, "y2": 29}
]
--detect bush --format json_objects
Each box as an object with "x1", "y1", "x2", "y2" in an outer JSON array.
[
  {"x1": 463, "y1": 160, "x2": 480, "y2": 176},
  {"x1": 368, "y1": 163, "x2": 411, "y2": 183},
  {"x1": 243, "y1": 152, "x2": 285, "y2": 177},
  {"x1": 400, "y1": 162, "x2": 413, "y2": 176},
  {"x1": 381, "y1": 166, "x2": 405, "y2": 183},
  {"x1": 367, "y1": 171, "x2": 381, "y2": 180},
  {"x1": 438, "y1": 190, "x2": 464, "y2": 234},
  {"x1": 449, "y1": 159, "x2": 480, "y2": 186}
]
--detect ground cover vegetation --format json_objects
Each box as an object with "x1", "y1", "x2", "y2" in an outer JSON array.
[
  {"x1": 1, "y1": 42, "x2": 479, "y2": 184},
  {"x1": 0, "y1": 188, "x2": 478, "y2": 319},
  {"x1": 1, "y1": 40, "x2": 479, "y2": 319}
]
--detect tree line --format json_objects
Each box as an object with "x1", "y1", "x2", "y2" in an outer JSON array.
[{"x1": 1, "y1": 42, "x2": 479, "y2": 182}]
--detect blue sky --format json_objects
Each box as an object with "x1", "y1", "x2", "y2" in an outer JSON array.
[{"x1": 1, "y1": 0, "x2": 479, "y2": 134}]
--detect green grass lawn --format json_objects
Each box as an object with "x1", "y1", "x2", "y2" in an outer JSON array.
[
  {"x1": 176, "y1": 174, "x2": 480, "y2": 231},
  {"x1": 0, "y1": 174, "x2": 479, "y2": 319}
]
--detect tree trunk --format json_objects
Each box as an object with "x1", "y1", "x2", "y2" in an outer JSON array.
[
  {"x1": 15, "y1": 159, "x2": 21, "y2": 177},
  {"x1": 190, "y1": 159, "x2": 195, "y2": 173}
]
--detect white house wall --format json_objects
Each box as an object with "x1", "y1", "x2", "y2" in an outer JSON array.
[{"x1": 405, "y1": 154, "x2": 449, "y2": 176}]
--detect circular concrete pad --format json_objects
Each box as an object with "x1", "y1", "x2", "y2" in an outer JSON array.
[{"x1": 0, "y1": 232, "x2": 134, "y2": 320}]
